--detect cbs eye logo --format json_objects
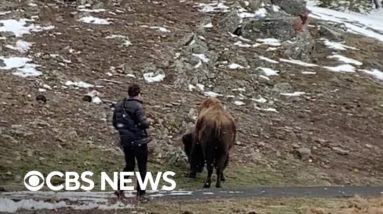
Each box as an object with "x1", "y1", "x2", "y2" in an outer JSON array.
[{"x1": 24, "y1": 171, "x2": 45, "y2": 191}]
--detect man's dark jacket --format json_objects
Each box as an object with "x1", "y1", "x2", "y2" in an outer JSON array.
[{"x1": 112, "y1": 98, "x2": 150, "y2": 145}]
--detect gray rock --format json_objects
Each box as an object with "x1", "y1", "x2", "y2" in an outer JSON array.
[
  {"x1": 241, "y1": 17, "x2": 297, "y2": 41},
  {"x1": 283, "y1": 30, "x2": 314, "y2": 62},
  {"x1": 0, "y1": 59, "x2": 6, "y2": 67},
  {"x1": 332, "y1": 147, "x2": 350, "y2": 155},
  {"x1": 271, "y1": 0, "x2": 307, "y2": 16},
  {"x1": 317, "y1": 23, "x2": 345, "y2": 42},
  {"x1": 218, "y1": 10, "x2": 241, "y2": 33},
  {"x1": 296, "y1": 147, "x2": 312, "y2": 160},
  {"x1": 248, "y1": 0, "x2": 264, "y2": 11}
]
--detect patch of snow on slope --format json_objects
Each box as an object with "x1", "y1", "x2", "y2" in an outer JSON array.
[
  {"x1": 105, "y1": 35, "x2": 132, "y2": 46},
  {"x1": 256, "y1": 38, "x2": 281, "y2": 46},
  {"x1": 78, "y1": 8, "x2": 106, "y2": 13},
  {"x1": 197, "y1": 2, "x2": 229, "y2": 13},
  {"x1": 192, "y1": 54, "x2": 209, "y2": 63},
  {"x1": 149, "y1": 26, "x2": 170, "y2": 32},
  {"x1": 281, "y1": 92, "x2": 306, "y2": 96},
  {"x1": 234, "y1": 100, "x2": 245, "y2": 106},
  {"x1": 259, "y1": 56, "x2": 279, "y2": 64},
  {"x1": 0, "y1": 11, "x2": 11, "y2": 16},
  {"x1": 0, "y1": 56, "x2": 41, "y2": 77},
  {"x1": 143, "y1": 72, "x2": 165, "y2": 83},
  {"x1": 322, "y1": 39, "x2": 358, "y2": 50},
  {"x1": 279, "y1": 58, "x2": 318, "y2": 67},
  {"x1": 5, "y1": 40, "x2": 32, "y2": 53},
  {"x1": 324, "y1": 64, "x2": 355, "y2": 73},
  {"x1": 360, "y1": 69, "x2": 383, "y2": 81},
  {"x1": 65, "y1": 81, "x2": 94, "y2": 88},
  {"x1": 234, "y1": 41, "x2": 252, "y2": 48},
  {"x1": 307, "y1": 3, "x2": 383, "y2": 42},
  {"x1": 0, "y1": 19, "x2": 54, "y2": 37},
  {"x1": 228, "y1": 63, "x2": 245, "y2": 69},
  {"x1": 328, "y1": 54, "x2": 362, "y2": 66},
  {"x1": 79, "y1": 16, "x2": 110, "y2": 25},
  {"x1": 204, "y1": 91, "x2": 222, "y2": 97},
  {"x1": 257, "y1": 67, "x2": 279, "y2": 76}
]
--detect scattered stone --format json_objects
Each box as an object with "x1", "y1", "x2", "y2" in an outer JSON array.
[
  {"x1": 317, "y1": 23, "x2": 345, "y2": 41},
  {"x1": 294, "y1": 147, "x2": 312, "y2": 160},
  {"x1": 332, "y1": 147, "x2": 350, "y2": 155},
  {"x1": 36, "y1": 95, "x2": 47, "y2": 103}
]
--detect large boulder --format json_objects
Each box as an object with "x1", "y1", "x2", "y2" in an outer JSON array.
[
  {"x1": 283, "y1": 30, "x2": 314, "y2": 62},
  {"x1": 271, "y1": 0, "x2": 307, "y2": 16},
  {"x1": 217, "y1": 10, "x2": 242, "y2": 33},
  {"x1": 241, "y1": 16, "x2": 297, "y2": 41}
]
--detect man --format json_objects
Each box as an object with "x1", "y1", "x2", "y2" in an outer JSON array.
[{"x1": 112, "y1": 84, "x2": 151, "y2": 202}]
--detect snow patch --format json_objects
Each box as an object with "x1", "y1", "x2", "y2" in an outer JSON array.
[
  {"x1": 197, "y1": 2, "x2": 229, "y2": 13},
  {"x1": 0, "y1": 56, "x2": 41, "y2": 77},
  {"x1": 5, "y1": 40, "x2": 32, "y2": 53},
  {"x1": 302, "y1": 71, "x2": 317, "y2": 75},
  {"x1": 64, "y1": 81, "x2": 94, "y2": 88},
  {"x1": 322, "y1": 39, "x2": 357, "y2": 51},
  {"x1": 324, "y1": 64, "x2": 355, "y2": 73},
  {"x1": 143, "y1": 72, "x2": 165, "y2": 83},
  {"x1": 279, "y1": 58, "x2": 318, "y2": 67},
  {"x1": 78, "y1": 8, "x2": 106, "y2": 13},
  {"x1": 204, "y1": 91, "x2": 222, "y2": 97},
  {"x1": 149, "y1": 26, "x2": 170, "y2": 33},
  {"x1": 79, "y1": 16, "x2": 110, "y2": 25},
  {"x1": 234, "y1": 100, "x2": 245, "y2": 106},
  {"x1": 252, "y1": 96, "x2": 267, "y2": 103},
  {"x1": 228, "y1": 63, "x2": 245, "y2": 69},
  {"x1": 308, "y1": 4, "x2": 383, "y2": 42},
  {"x1": 203, "y1": 22, "x2": 213, "y2": 28},
  {"x1": 238, "y1": 8, "x2": 267, "y2": 18},
  {"x1": 257, "y1": 67, "x2": 279, "y2": 76},
  {"x1": 0, "y1": 11, "x2": 11, "y2": 16},
  {"x1": 256, "y1": 38, "x2": 281, "y2": 46},
  {"x1": 192, "y1": 54, "x2": 209, "y2": 63},
  {"x1": 360, "y1": 69, "x2": 383, "y2": 81},
  {"x1": 234, "y1": 41, "x2": 252, "y2": 48},
  {"x1": 327, "y1": 54, "x2": 362, "y2": 66},
  {"x1": 281, "y1": 92, "x2": 306, "y2": 97},
  {"x1": 259, "y1": 56, "x2": 279, "y2": 64},
  {"x1": 105, "y1": 35, "x2": 132, "y2": 46},
  {"x1": 0, "y1": 19, "x2": 54, "y2": 37}
]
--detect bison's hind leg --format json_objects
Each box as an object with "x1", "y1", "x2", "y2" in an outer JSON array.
[
  {"x1": 215, "y1": 153, "x2": 228, "y2": 188},
  {"x1": 220, "y1": 153, "x2": 229, "y2": 181}
]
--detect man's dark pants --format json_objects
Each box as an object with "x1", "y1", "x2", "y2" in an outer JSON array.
[{"x1": 118, "y1": 142, "x2": 148, "y2": 196}]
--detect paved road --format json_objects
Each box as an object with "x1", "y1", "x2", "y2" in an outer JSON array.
[
  {"x1": 152, "y1": 186, "x2": 383, "y2": 201},
  {"x1": 1, "y1": 186, "x2": 383, "y2": 213}
]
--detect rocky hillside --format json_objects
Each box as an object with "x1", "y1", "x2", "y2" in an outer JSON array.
[{"x1": 1, "y1": 0, "x2": 383, "y2": 189}]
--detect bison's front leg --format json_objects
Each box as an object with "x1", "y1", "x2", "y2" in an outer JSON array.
[{"x1": 203, "y1": 161, "x2": 213, "y2": 188}]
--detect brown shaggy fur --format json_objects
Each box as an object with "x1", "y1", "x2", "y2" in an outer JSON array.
[{"x1": 191, "y1": 97, "x2": 236, "y2": 188}]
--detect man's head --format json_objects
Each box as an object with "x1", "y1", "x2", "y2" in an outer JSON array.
[{"x1": 128, "y1": 84, "x2": 141, "y2": 98}]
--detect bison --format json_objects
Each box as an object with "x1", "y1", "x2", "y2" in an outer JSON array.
[{"x1": 185, "y1": 97, "x2": 236, "y2": 188}]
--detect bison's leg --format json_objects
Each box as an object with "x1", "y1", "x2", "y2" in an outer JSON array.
[
  {"x1": 188, "y1": 143, "x2": 202, "y2": 178},
  {"x1": 221, "y1": 154, "x2": 229, "y2": 181},
  {"x1": 215, "y1": 152, "x2": 228, "y2": 188},
  {"x1": 203, "y1": 144, "x2": 214, "y2": 188}
]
